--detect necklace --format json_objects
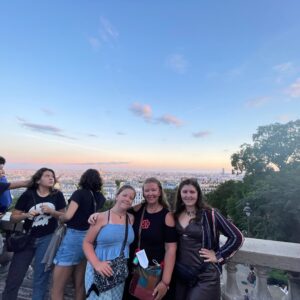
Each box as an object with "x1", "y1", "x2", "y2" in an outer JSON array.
[
  {"x1": 146, "y1": 204, "x2": 161, "y2": 213},
  {"x1": 185, "y1": 210, "x2": 196, "y2": 217},
  {"x1": 111, "y1": 209, "x2": 126, "y2": 219}
]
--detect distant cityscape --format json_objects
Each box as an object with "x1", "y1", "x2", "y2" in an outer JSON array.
[{"x1": 6, "y1": 168, "x2": 243, "y2": 205}]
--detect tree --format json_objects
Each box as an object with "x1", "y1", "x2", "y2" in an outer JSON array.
[
  {"x1": 231, "y1": 120, "x2": 300, "y2": 175},
  {"x1": 240, "y1": 165, "x2": 300, "y2": 242}
]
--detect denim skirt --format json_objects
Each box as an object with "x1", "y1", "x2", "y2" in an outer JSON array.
[{"x1": 53, "y1": 227, "x2": 87, "y2": 266}]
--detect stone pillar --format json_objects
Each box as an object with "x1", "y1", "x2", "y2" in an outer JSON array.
[
  {"x1": 253, "y1": 266, "x2": 273, "y2": 300},
  {"x1": 223, "y1": 262, "x2": 242, "y2": 300},
  {"x1": 285, "y1": 272, "x2": 300, "y2": 300}
]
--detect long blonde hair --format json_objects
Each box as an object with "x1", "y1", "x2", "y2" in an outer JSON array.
[{"x1": 143, "y1": 177, "x2": 169, "y2": 209}]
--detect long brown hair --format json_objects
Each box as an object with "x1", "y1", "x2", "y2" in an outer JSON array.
[
  {"x1": 27, "y1": 167, "x2": 57, "y2": 193},
  {"x1": 174, "y1": 178, "x2": 210, "y2": 219},
  {"x1": 142, "y1": 177, "x2": 169, "y2": 209}
]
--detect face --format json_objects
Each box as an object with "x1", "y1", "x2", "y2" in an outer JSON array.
[
  {"x1": 37, "y1": 170, "x2": 55, "y2": 188},
  {"x1": 116, "y1": 188, "x2": 135, "y2": 210},
  {"x1": 143, "y1": 182, "x2": 161, "y2": 205},
  {"x1": 180, "y1": 184, "x2": 198, "y2": 208}
]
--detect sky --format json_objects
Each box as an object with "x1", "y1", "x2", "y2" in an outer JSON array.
[{"x1": 1, "y1": 1, "x2": 300, "y2": 172}]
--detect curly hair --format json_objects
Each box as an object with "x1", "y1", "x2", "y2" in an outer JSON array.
[
  {"x1": 27, "y1": 167, "x2": 56, "y2": 192},
  {"x1": 79, "y1": 169, "x2": 103, "y2": 192}
]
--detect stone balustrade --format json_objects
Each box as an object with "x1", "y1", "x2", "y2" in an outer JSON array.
[
  {"x1": 0, "y1": 217, "x2": 299, "y2": 300},
  {"x1": 221, "y1": 236, "x2": 300, "y2": 300}
]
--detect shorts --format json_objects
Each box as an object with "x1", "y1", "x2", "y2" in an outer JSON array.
[{"x1": 53, "y1": 228, "x2": 87, "y2": 266}]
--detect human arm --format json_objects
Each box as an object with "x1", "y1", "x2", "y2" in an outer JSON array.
[
  {"x1": 88, "y1": 212, "x2": 101, "y2": 225},
  {"x1": 213, "y1": 210, "x2": 244, "y2": 264},
  {"x1": 8, "y1": 180, "x2": 29, "y2": 190},
  {"x1": 58, "y1": 200, "x2": 79, "y2": 223},
  {"x1": 153, "y1": 212, "x2": 177, "y2": 300},
  {"x1": 40, "y1": 191, "x2": 67, "y2": 219},
  {"x1": 10, "y1": 208, "x2": 39, "y2": 223},
  {"x1": 83, "y1": 212, "x2": 113, "y2": 277},
  {"x1": 40, "y1": 205, "x2": 66, "y2": 219}
]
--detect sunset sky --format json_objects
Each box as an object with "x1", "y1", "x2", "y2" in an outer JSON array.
[{"x1": 1, "y1": 1, "x2": 300, "y2": 171}]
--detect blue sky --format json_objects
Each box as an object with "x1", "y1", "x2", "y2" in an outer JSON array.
[{"x1": 1, "y1": 1, "x2": 300, "y2": 171}]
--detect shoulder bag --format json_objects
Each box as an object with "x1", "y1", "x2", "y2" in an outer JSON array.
[
  {"x1": 129, "y1": 205, "x2": 162, "y2": 300},
  {"x1": 86, "y1": 213, "x2": 129, "y2": 297}
]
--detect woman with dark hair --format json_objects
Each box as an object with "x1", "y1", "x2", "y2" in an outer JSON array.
[
  {"x1": 52, "y1": 169, "x2": 106, "y2": 300},
  {"x1": 84, "y1": 185, "x2": 136, "y2": 299},
  {"x1": 174, "y1": 178, "x2": 244, "y2": 300},
  {"x1": 2, "y1": 168, "x2": 66, "y2": 300}
]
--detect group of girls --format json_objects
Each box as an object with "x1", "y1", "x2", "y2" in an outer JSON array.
[
  {"x1": 1, "y1": 167, "x2": 244, "y2": 300},
  {"x1": 86, "y1": 177, "x2": 244, "y2": 300}
]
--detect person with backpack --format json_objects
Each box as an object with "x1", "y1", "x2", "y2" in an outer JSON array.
[{"x1": 173, "y1": 178, "x2": 244, "y2": 300}]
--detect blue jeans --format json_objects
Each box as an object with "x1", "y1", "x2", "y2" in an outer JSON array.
[{"x1": 2, "y1": 233, "x2": 53, "y2": 300}]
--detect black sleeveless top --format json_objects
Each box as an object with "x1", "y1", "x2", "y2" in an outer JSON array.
[
  {"x1": 130, "y1": 203, "x2": 177, "y2": 265},
  {"x1": 176, "y1": 219, "x2": 205, "y2": 266}
]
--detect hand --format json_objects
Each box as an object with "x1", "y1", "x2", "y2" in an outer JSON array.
[
  {"x1": 153, "y1": 281, "x2": 168, "y2": 300},
  {"x1": 88, "y1": 213, "x2": 100, "y2": 225},
  {"x1": 27, "y1": 210, "x2": 40, "y2": 219},
  {"x1": 94, "y1": 261, "x2": 113, "y2": 277},
  {"x1": 40, "y1": 204, "x2": 54, "y2": 215},
  {"x1": 199, "y1": 248, "x2": 217, "y2": 263}
]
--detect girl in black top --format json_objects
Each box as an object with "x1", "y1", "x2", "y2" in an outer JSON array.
[
  {"x1": 2, "y1": 168, "x2": 66, "y2": 300},
  {"x1": 52, "y1": 169, "x2": 106, "y2": 300},
  {"x1": 125, "y1": 177, "x2": 177, "y2": 300},
  {"x1": 174, "y1": 178, "x2": 244, "y2": 300},
  {"x1": 52, "y1": 169, "x2": 105, "y2": 300}
]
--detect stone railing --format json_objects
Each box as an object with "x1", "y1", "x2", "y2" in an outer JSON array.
[{"x1": 221, "y1": 236, "x2": 300, "y2": 300}]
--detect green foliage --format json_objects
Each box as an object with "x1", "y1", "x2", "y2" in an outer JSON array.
[
  {"x1": 164, "y1": 188, "x2": 177, "y2": 211},
  {"x1": 231, "y1": 120, "x2": 300, "y2": 175},
  {"x1": 98, "y1": 200, "x2": 114, "y2": 212},
  {"x1": 267, "y1": 269, "x2": 288, "y2": 286},
  {"x1": 208, "y1": 120, "x2": 300, "y2": 243}
]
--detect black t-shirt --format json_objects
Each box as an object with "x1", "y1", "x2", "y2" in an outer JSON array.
[
  {"x1": 15, "y1": 189, "x2": 66, "y2": 238},
  {"x1": 0, "y1": 182, "x2": 9, "y2": 196},
  {"x1": 66, "y1": 189, "x2": 106, "y2": 231},
  {"x1": 130, "y1": 204, "x2": 177, "y2": 265}
]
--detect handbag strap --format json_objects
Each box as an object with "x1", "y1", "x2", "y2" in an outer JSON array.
[
  {"x1": 119, "y1": 214, "x2": 129, "y2": 255},
  {"x1": 12, "y1": 190, "x2": 38, "y2": 233},
  {"x1": 90, "y1": 190, "x2": 97, "y2": 213},
  {"x1": 137, "y1": 205, "x2": 146, "y2": 250}
]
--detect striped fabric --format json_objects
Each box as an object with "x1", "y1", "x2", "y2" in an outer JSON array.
[{"x1": 201, "y1": 209, "x2": 244, "y2": 270}]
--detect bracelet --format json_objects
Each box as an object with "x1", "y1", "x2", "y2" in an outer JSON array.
[{"x1": 160, "y1": 280, "x2": 169, "y2": 290}]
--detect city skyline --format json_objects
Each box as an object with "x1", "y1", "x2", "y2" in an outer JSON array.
[{"x1": 1, "y1": 1, "x2": 300, "y2": 171}]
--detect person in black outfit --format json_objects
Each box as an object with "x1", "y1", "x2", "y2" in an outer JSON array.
[
  {"x1": 2, "y1": 167, "x2": 66, "y2": 300},
  {"x1": 174, "y1": 178, "x2": 244, "y2": 300},
  {"x1": 52, "y1": 169, "x2": 106, "y2": 300},
  {"x1": 125, "y1": 177, "x2": 177, "y2": 300}
]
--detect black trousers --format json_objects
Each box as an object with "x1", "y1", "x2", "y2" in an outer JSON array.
[{"x1": 175, "y1": 264, "x2": 220, "y2": 300}]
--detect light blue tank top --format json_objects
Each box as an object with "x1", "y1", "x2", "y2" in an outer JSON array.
[{"x1": 94, "y1": 212, "x2": 134, "y2": 261}]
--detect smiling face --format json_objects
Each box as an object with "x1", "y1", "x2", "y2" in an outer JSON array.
[
  {"x1": 180, "y1": 184, "x2": 198, "y2": 209},
  {"x1": 116, "y1": 188, "x2": 136, "y2": 210},
  {"x1": 143, "y1": 182, "x2": 161, "y2": 205}
]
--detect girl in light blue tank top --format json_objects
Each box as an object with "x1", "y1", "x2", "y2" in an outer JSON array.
[{"x1": 84, "y1": 185, "x2": 136, "y2": 300}]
